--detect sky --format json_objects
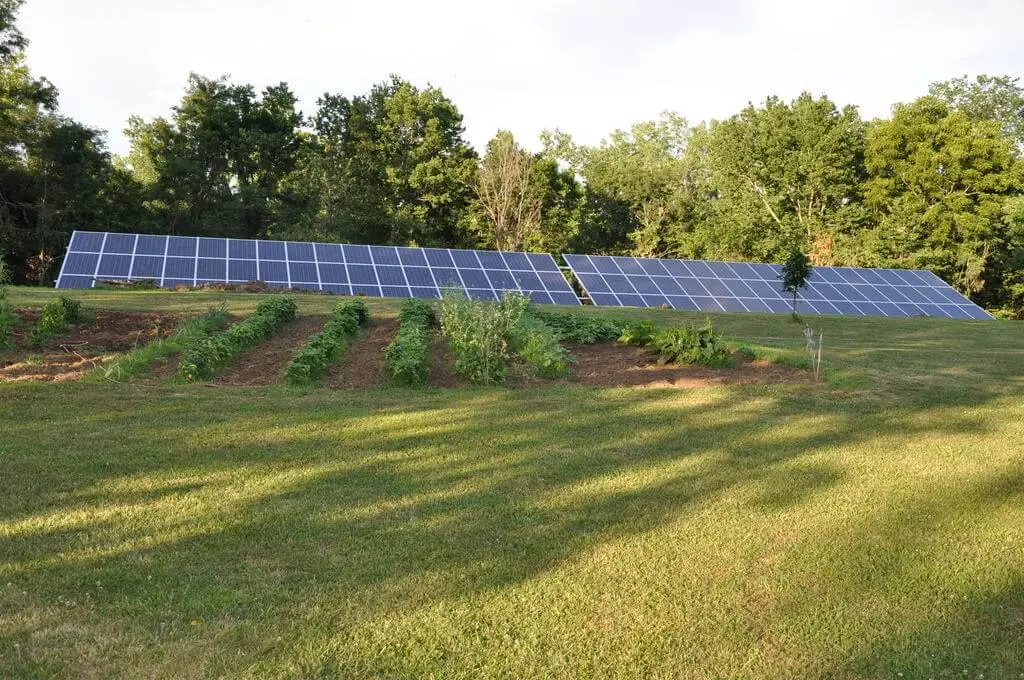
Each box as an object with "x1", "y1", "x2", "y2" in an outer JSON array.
[{"x1": 19, "y1": 0, "x2": 1024, "y2": 156}]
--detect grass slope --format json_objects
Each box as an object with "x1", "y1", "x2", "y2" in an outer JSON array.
[{"x1": 1, "y1": 287, "x2": 1022, "y2": 678}]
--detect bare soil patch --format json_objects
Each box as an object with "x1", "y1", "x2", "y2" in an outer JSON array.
[
  {"x1": 427, "y1": 334, "x2": 473, "y2": 389},
  {"x1": 562, "y1": 342, "x2": 812, "y2": 388},
  {"x1": 0, "y1": 309, "x2": 180, "y2": 383},
  {"x1": 325, "y1": 318, "x2": 400, "y2": 389},
  {"x1": 215, "y1": 315, "x2": 328, "y2": 386}
]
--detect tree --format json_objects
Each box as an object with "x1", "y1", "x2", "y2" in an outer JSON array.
[
  {"x1": 124, "y1": 74, "x2": 303, "y2": 239},
  {"x1": 702, "y1": 93, "x2": 867, "y2": 264},
  {"x1": 473, "y1": 130, "x2": 541, "y2": 251},
  {"x1": 929, "y1": 74, "x2": 1024, "y2": 151},
  {"x1": 779, "y1": 246, "x2": 812, "y2": 315},
  {"x1": 861, "y1": 96, "x2": 1021, "y2": 300}
]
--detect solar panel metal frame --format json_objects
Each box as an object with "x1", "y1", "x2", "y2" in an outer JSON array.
[
  {"x1": 56, "y1": 231, "x2": 581, "y2": 306},
  {"x1": 563, "y1": 254, "x2": 992, "y2": 320}
]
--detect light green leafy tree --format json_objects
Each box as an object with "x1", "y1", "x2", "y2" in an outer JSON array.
[
  {"x1": 702, "y1": 93, "x2": 866, "y2": 264},
  {"x1": 862, "y1": 96, "x2": 1021, "y2": 299},
  {"x1": 929, "y1": 74, "x2": 1024, "y2": 151}
]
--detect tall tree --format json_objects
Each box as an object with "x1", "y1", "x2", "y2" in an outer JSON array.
[
  {"x1": 337, "y1": 76, "x2": 478, "y2": 246},
  {"x1": 543, "y1": 113, "x2": 692, "y2": 257},
  {"x1": 473, "y1": 130, "x2": 541, "y2": 251},
  {"x1": 702, "y1": 93, "x2": 866, "y2": 264},
  {"x1": 124, "y1": 74, "x2": 303, "y2": 239},
  {"x1": 861, "y1": 96, "x2": 1021, "y2": 299},
  {"x1": 929, "y1": 74, "x2": 1024, "y2": 151}
]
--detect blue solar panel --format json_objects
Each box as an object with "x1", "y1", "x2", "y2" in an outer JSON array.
[
  {"x1": 563, "y1": 254, "x2": 992, "y2": 320},
  {"x1": 56, "y1": 230, "x2": 580, "y2": 305}
]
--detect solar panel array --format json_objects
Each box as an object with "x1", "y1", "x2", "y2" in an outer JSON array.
[
  {"x1": 563, "y1": 254, "x2": 991, "y2": 319},
  {"x1": 55, "y1": 231, "x2": 580, "y2": 305}
]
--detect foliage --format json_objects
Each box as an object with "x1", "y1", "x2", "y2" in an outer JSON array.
[
  {"x1": 58, "y1": 296, "x2": 92, "y2": 324},
  {"x1": 533, "y1": 311, "x2": 622, "y2": 344},
  {"x1": 508, "y1": 312, "x2": 573, "y2": 379},
  {"x1": 779, "y1": 247, "x2": 813, "y2": 314},
  {"x1": 284, "y1": 300, "x2": 368, "y2": 386},
  {"x1": 90, "y1": 305, "x2": 230, "y2": 382},
  {"x1": 861, "y1": 96, "x2": 1020, "y2": 301},
  {"x1": 929, "y1": 74, "x2": 1024, "y2": 149},
  {"x1": 618, "y1": 320, "x2": 656, "y2": 346},
  {"x1": 650, "y1": 322, "x2": 732, "y2": 367},
  {"x1": 438, "y1": 291, "x2": 530, "y2": 385},
  {"x1": 177, "y1": 296, "x2": 297, "y2": 381},
  {"x1": 702, "y1": 94, "x2": 867, "y2": 264},
  {"x1": 473, "y1": 130, "x2": 542, "y2": 251},
  {"x1": 384, "y1": 299, "x2": 433, "y2": 386}
]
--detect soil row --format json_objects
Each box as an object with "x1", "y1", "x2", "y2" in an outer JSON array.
[{"x1": 1, "y1": 310, "x2": 810, "y2": 388}]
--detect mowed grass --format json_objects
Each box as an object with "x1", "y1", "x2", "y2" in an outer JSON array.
[{"x1": 1, "y1": 287, "x2": 1023, "y2": 678}]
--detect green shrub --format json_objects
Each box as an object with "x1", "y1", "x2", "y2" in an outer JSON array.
[
  {"x1": 384, "y1": 325, "x2": 430, "y2": 386},
  {"x1": 397, "y1": 297, "x2": 436, "y2": 328},
  {"x1": 284, "y1": 300, "x2": 369, "y2": 386},
  {"x1": 650, "y1": 322, "x2": 732, "y2": 367},
  {"x1": 177, "y1": 296, "x2": 297, "y2": 381},
  {"x1": 384, "y1": 299, "x2": 433, "y2": 386},
  {"x1": 59, "y1": 296, "x2": 93, "y2": 324},
  {"x1": 509, "y1": 313, "x2": 573, "y2": 379},
  {"x1": 439, "y1": 291, "x2": 530, "y2": 385},
  {"x1": 619, "y1": 320, "x2": 655, "y2": 346},
  {"x1": 27, "y1": 299, "x2": 67, "y2": 347},
  {"x1": 534, "y1": 311, "x2": 622, "y2": 344}
]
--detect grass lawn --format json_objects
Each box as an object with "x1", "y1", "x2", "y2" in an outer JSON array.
[{"x1": 1, "y1": 287, "x2": 1023, "y2": 678}]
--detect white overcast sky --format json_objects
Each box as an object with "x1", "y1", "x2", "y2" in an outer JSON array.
[{"x1": 19, "y1": 0, "x2": 1024, "y2": 156}]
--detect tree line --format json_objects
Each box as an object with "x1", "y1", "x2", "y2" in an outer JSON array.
[{"x1": 1, "y1": 1, "x2": 1022, "y2": 316}]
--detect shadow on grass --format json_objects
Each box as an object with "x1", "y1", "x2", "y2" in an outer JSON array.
[{"x1": 0, "y1": 378, "x2": 1021, "y2": 676}]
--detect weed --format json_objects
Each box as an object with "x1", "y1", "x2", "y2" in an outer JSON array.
[
  {"x1": 438, "y1": 291, "x2": 531, "y2": 385},
  {"x1": 534, "y1": 311, "x2": 622, "y2": 344},
  {"x1": 619, "y1": 320, "x2": 656, "y2": 346},
  {"x1": 650, "y1": 321, "x2": 732, "y2": 367}
]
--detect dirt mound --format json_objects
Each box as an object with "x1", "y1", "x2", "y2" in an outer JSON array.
[{"x1": 215, "y1": 316, "x2": 328, "y2": 386}]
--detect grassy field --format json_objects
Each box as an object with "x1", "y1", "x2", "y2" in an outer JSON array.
[{"x1": 2, "y1": 287, "x2": 1023, "y2": 678}]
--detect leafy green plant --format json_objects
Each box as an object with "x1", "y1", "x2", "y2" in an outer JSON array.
[
  {"x1": 438, "y1": 291, "x2": 531, "y2": 385},
  {"x1": 285, "y1": 300, "x2": 369, "y2": 386},
  {"x1": 534, "y1": 311, "x2": 622, "y2": 344},
  {"x1": 650, "y1": 321, "x2": 732, "y2": 367},
  {"x1": 27, "y1": 299, "x2": 68, "y2": 347},
  {"x1": 177, "y1": 296, "x2": 297, "y2": 381},
  {"x1": 780, "y1": 247, "x2": 812, "y2": 318},
  {"x1": 90, "y1": 305, "x2": 230, "y2": 382},
  {"x1": 509, "y1": 313, "x2": 573, "y2": 379},
  {"x1": 59, "y1": 296, "x2": 93, "y2": 324},
  {"x1": 618, "y1": 320, "x2": 655, "y2": 346},
  {"x1": 384, "y1": 299, "x2": 433, "y2": 386}
]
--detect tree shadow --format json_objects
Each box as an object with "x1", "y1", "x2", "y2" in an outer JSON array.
[{"x1": 2, "y1": 377, "x2": 1019, "y2": 675}]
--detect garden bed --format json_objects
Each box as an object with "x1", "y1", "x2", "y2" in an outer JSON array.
[
  {"x1": 215, "y1": 315, "x2": 328, "y2": 386},
  {"x1": 0, "y1": 309, "x2": 179, "y2": 382},
  {"x1": 562, "y1": 342, "x2": 812, "y2": 389},
  {"x1": 325, "y1": 318, "x2": 399, "y2": 389}
]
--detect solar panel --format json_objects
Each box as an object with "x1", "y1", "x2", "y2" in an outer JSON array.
[
  {"x1": 563, "y1": 254, "x2": 992, "y2": 320},
  {"x1": 55, "y1": 231, "x2": 581, "y2": 305}
]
